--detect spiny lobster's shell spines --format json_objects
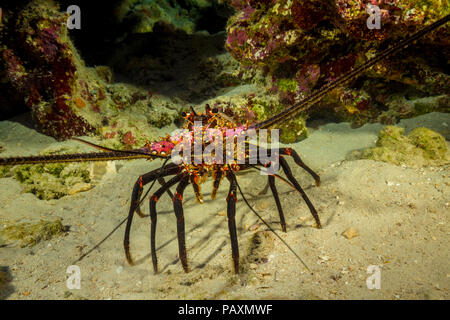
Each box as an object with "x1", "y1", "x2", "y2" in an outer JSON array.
[{"x1": 147, "y1": 107, "x2": 251, "y2": 157}]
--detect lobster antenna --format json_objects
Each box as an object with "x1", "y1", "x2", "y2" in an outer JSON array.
[
  {"x1": 0, "y1": 139, "x2": 170, "y2": 166},
  {"x1": 71, "y1": 137, "x2": 119, "y2": 152},
  {"x1": 71, "y1": 137, "x2": 169, "y2": 159},
  {"x1": 254, "y1": 14, "x2": 450, "y2": 130},
  {"x1": 0, "y1": 151, "x2": 154, "y2": 166},
  {"x1": 72, "y1": 216, "x2": 128, "y2": 264},
  {"x1": 229, "y1": 168, "x2": 312, "y2": 273}
]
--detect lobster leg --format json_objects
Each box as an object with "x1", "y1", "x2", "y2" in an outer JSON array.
[
  {"x1": 279, "y1": 156, "x2": 322, "y2": 228},
  {"x1": 134, "y1": 164, "x2": 177, "y2": 217},
  {"x1": 268, "y1": 175, "x2": 287, "y2": 232},
  {"x1": 190, "y1": 175, "x2": 204, "y2": 203},
  {"x1": 172, "y1": 175, "x2": 190, "y2": 273},
  {"x1": 135, "y1": 177, "x2": 175, "y2": 217},
  {"x1": 158, "y1": 178, "x2": 175, "y2": 198},
  {"x1": 280, "y1": 148, "x2": 320, "y2": 186},
  {"x1": 226, "y1": 171, "x2": 240, "y2": 274},
  {"x1": 211, "y1": 169, "x2": 223, "y2": 200},
  {"x1": 149, "y1": 173, "x2": 185, "y2": 273},
  {"x1": 124, "y1": 165, "x2": 179, "y2": 265}
]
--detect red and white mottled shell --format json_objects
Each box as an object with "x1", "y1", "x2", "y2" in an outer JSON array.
[{"x1": 150, "y1": 141, "x2": 175, "y2": 155}]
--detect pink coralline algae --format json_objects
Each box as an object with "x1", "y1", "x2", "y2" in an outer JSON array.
[
  {"x1": 225, "y1": 0, "x2": 450, "y2": 125},
  {"x1": 291, "y1": 0, "x2": 335, "y2": 30},
  {"x1": 36, "y1": 27, "x2": 61, "y2": 62},
  {"x1": 150, "y1": 141, "x2": 176, "y2": 155},
  {"x1": 296, "y1": 64, "x2": 321, "y2": 93},
  {"x1": 0, "y1": 1, "x2": 95, "y2": 139},
  {"x1": 122, "y1": 131, "x2": 136, "y2": 146},
  {"x1": 227, "y1": 0, "x2": 448, "y2": 73}
]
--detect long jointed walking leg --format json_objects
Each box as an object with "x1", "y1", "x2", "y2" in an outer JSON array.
[
  {"x1": 172, "y1": 175, "x2": 191, "y2": 273},
  {"x1": 268, "y1": 175, "x2": 287, "y2": 232},
  {"x1": 134, "y1": 161, "x2": 176, "y2": 217},
  {"x1": 226, "y1": 171, "x2": 240, "y2": 273},
  {"x1": 124, "y1": 164, "x2": 179, "y2": 265},
  {"x1": 280, "y1": 148, "x2": 320, "y2": 186},
  {"x1": 211, "y1": 169, "x2": 223, "y2": 200},
  {"x1": 228, "y1": 170, "x2": 313, "y2": 273},
  {"x1": 279, "y1": 156, "x2": 322, "y2": 228},
  {"x1": 249, "y1": 163, "x2": 292, "y2": 232},
  {"x1": 135, "y1": 176, "x2": 175, "y2": 216},
  {"x1": 190, "y1": 175, "x2": 204, "y2": 203},
  {"x1": 149, "y1": 173, "x2": 185, "y2": 273}
]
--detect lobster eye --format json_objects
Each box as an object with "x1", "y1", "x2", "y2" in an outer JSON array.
[{"x1": 181, "y1": 112, "x2": 187, "y2": 117}]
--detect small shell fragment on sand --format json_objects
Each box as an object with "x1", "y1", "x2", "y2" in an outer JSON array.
[
  {"x1": 342, "y1": 227, "x2": 359, "y2": 239},
  {"x1": 67, "y1": 182, "x2": 93, "y2": 195},
  {"x1": 248, "y1": 223, "x2": 260, "y2": 232},
  {"x1": 255, "y1": 200, "x2": 271, "y2": 210},
  {"x1": 89, "y1": 161, "x2": 117, "y2": 181}
]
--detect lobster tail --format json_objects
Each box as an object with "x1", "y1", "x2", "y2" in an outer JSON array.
[{"x1": 253, "y1": 14, "x2": 450, "y2": 130}]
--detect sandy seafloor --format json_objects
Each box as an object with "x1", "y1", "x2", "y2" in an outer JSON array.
[{"x1": 0, "y1": 112, "x2": 448, "y2": 300}]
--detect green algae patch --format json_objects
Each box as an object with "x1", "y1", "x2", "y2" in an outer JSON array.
[
  {"x1": 207, "y1": 90, "x2": 309, "y2": 144},
  {"x1": 277, "y1": 78, "x2": 298, "y2": 93},
  {"x1": 12, "y1": 147, "x2": 92, "y2": 200},
  {"x1": 408, "y1": 128, "x2": 448, "y2": 160},
  {"x1": 356, "y1": 126, "x2": 449, "y2": 167},
  {"x1": 0, "y1": 219, "x2": 67, "y2": 248},
  {"x1": 0, "y1": 166, "x2": 13, "y2": 178},
  {"x1": 247, "y1": 96, "x2": 308, "y2": 143}
]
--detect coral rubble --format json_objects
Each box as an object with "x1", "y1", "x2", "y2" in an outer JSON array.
[
  {"x1": 355, "y1": 126, "x2": 450, "y2": 167},
  {"x1": 11, "y1": 146, "x2": 93, "y2": 200}
]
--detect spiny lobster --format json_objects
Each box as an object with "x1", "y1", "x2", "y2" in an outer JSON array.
[{"x1": 0, "y1": 14, "x2": 448, "y2": 274}]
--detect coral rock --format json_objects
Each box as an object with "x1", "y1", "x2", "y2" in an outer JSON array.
[
  {"x1": 225, "y1": 0, "x2": 449, "y2": 128},
  {"x1": 358, "y1": 126, "x2": 450, "y2": 167}
]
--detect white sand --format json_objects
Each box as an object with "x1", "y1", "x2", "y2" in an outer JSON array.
[{"x1": 0, "y1": 112, "x2": 448, "y2": 300}]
